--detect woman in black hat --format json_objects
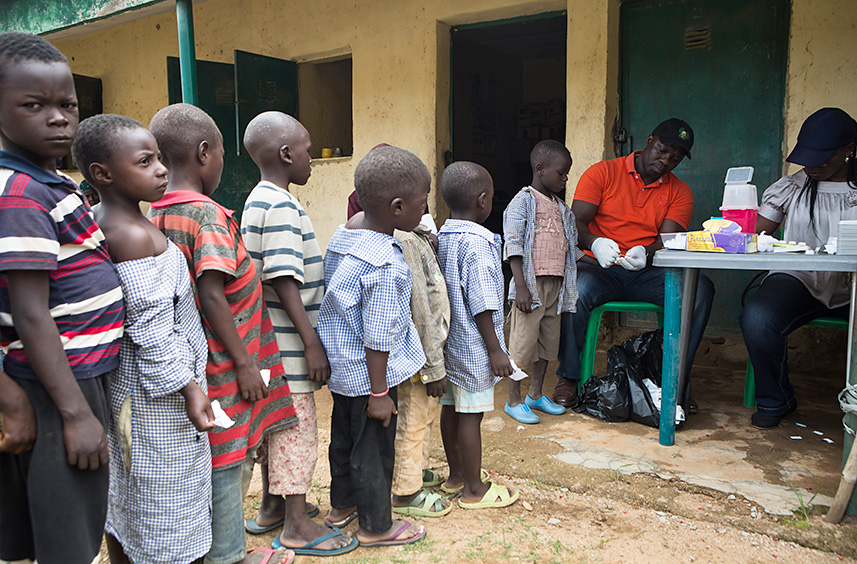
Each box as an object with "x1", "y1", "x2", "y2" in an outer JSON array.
[{"x1": 739, "y1": 107, "x2": 857, "y2": 428}]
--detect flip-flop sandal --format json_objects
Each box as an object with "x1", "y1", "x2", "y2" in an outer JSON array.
[
  {"x1": 422, "y1": 468, "x2": 444, "y2": 488},
  {"x1": 359, "y1": 521, "x2": 427, "y2": 547},
  {"x1": 392, "y1": 489, "x2": 452, "y2": 518},
  {"x1": 324, "y1": 508, "x2": 358, "y2": 528},
  {"x1": 245, "y1": 503, "x2": 319, "y2": 534},
  {"x1": 247, "y1": 547, "x2": 295, "y2": 564},
  {"x1": 439, "y1": 468, "x2": 490, "y2": 494},
  {"x1": 245, "y1": 517, "x2": 284, "y2": 535},
  {"x1": 272, "y1": 526, "x2": 359, "y2": 556},
  {"x1": 458, "y1": 481, "x2": 520, "y2": 509}
]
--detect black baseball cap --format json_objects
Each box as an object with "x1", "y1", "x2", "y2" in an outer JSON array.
[
  {"x1": 787, "y1": 108, "x2": 857, "y2": 168},
  {"x1": 652, "y1": 118, "x2": 694, "y2": 159}
]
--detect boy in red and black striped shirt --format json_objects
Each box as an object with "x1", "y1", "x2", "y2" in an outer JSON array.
[
  {"x1": 0, "y1": 33, "x2": 124, "y2": 564},
  {"x1": 148, "y1": 103, "x2": 296, "y2": 564}
]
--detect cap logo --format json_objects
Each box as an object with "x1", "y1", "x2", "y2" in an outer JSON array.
[{"x1": 678, "y1": 128, "x2": 689, "y2": 140}]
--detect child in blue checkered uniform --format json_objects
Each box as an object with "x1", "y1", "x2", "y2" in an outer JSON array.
[
  {"x1": 71, "y1": 114, "x2": 216, "y2": 564},
  {"x1": 437, "y1": 161, "x2": 520, "y2": 509},
  {"x1": 318, "y1": 146, "x2": 430, "y2": 548}
]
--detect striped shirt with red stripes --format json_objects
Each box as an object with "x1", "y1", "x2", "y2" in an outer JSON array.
[
  {"x1": 0, "y1": 151, "x2": 124, "y2": 381},
  {"x1": 149, "y1": 190, "x2": 296, "y2": 469}
]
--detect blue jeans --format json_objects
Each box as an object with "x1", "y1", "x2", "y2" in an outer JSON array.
[
  {"x1": 739, "y1": 273, "x2": 848, "y2": 416},
  {"x1": 205, "y1": 453, "x2": 256, "y2": 564},
  {"x1": 557, "y1": 262, "x2": 715, "y2": 384}
]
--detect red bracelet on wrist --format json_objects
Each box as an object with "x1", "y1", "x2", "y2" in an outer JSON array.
[{"x1": 369, "y1": 387, "x2": 389, "y2": 398}]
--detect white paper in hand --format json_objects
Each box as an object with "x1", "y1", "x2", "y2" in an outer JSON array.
[
  {"x1": 210, "y1": 400, "x2": 235, "y2": 429},
  {"x1": 260, "y1": 369, "x2": 271, "y2": 386},
  {"x1": 508, "y1": 359, "x2": 529, "y2": 381}
]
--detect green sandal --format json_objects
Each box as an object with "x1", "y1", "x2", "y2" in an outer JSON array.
[
  {"x1": 392, "y1": 489, "x2": 453, "y2": 518},
  {"x1": 458, "y1": 481, "x2": 520, "y2": 509},
  {"x1": 422, "y1": 468, "x2": 444, "y2": 488}
]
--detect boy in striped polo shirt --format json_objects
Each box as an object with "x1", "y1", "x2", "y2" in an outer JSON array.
[
  {"x1": 148, "y1": 103, "x2": 296, "y2": 564},
  {"x1": 0, "y1": 33, "x2": 125, "y2": 564},
  {"x1": 240, "y1": 112, "x2": 355, "y2": 556}
]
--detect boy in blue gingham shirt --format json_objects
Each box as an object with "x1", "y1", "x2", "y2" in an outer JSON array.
[
  {"x1": 436, "y1": 161, "x2": 520, "y2": 510},
  {"x1": 318, "y1": 146, "x2": 430, "y2": 548}
]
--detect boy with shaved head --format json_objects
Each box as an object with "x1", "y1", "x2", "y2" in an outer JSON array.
[
  {"x1": 437, "y1": 161, "x2": 519, "y2": 509},
  {"x1": 241, "y1": 111, "x2": 356, "y2": 557},
  {"x1": 149, "y1": 103, "x2": 297, "y2": 564}
]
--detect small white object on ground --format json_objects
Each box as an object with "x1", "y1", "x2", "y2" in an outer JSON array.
[
  {"x1": 795, "y1": 422, "x2": 807, "y2": 427},
  {"x1": 813, "y1": 430, "x2": 823, "y2": 435},
  {"x1": 789, "y1": 435, "x2": 802, "y2": 440},
  {"x1": 823, "y1": 438, "x2": 835, "y2": 444}
]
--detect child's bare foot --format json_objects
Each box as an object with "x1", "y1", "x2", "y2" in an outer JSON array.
[
  {"x1": 243, "y1": 547, "x2": 294, "y2": 564},
  {"x1": 277, "y1": 519, "x2": 356, "y2": 554},
  {"x1": 249, "y1": 499, "x2": 317, "y2": 530},
  {"x1": 325, "y1": 505, "x2": 358, "y2": 527},
  {"x1": 356, "y1": 519, "x2": 426, "y2": 547}
]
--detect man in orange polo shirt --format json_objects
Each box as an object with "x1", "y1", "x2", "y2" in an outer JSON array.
[{"x1": 554, "y1": 119, "x2": 714, "y2": 411}]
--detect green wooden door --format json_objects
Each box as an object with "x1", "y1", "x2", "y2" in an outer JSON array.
[
  {"x1": 620, "y1": 0, "x2": 789, "y2": 333},
  {"x1": 167, "y1": 57, "x2": 260, "y2": 219},
  {"x1": 234, "y1": 50, "x2": 298, "y2": 156}
]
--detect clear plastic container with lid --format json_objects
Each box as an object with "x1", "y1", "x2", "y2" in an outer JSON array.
[{"x1": 720, "y1": 166, "x2": 758, "y2": 233}]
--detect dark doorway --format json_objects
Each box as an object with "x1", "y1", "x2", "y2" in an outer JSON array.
[
  {"x1": 450, "y1": 13, "x2": 567, "y2": 236},
  {"x1": 620, "y1": 0, "x2": 789, "y2": 333}
]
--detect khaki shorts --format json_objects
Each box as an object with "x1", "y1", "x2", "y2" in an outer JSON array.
[{"x1": 508, "y1": 275, "x2": 563, "y2": 367}]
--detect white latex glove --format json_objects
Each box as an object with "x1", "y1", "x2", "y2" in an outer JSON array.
[
  {"x1": 617, "y1": 245, "x2": 647, "y2": 271},
  {"x1": 757, "y1": 230, "x2": 776, "y2": 253},
  {"x1": 591, "y1": 237, "x2": 620, "y2": 268}
]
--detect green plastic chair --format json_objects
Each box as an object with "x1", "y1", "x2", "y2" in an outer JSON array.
[
  {"x1": 579, "y1": 301, "x2": 664, "y2": 388},
  {"x1": 743, "y1": 316, "x2": 848, "y2": 408}
]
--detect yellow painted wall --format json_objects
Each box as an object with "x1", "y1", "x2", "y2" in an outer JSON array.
[
  {"x1": 51, "y1": 0, "x2": 857, "y2": 247},
  {"x1": 783, "y1": 0, "x2": 857, "y2": 175}
]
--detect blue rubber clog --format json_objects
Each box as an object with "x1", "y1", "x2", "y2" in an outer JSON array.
[
  {"x1": 525, "y1": 394, "x2": 567, "y2": 415},
  {"x1": 504, "y1": 401, "x2": 540, "y2": 424}
]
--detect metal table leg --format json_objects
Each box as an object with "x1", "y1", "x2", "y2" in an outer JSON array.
[
  {"x1": 676, "y1": 268, "x2": 699, "y2": 408},
  {"x1": 659, "y1": 266, "x2": 684, "y2": 446},
  {"x1": 844, "y1": 271, "x2": 857, "y2": 514}
]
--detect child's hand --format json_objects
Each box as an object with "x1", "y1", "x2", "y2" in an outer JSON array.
[
  {"x1": 181, "y1": 380, "x2": 216, "y2": 432},
  {"x1": 305, "y1": 342, "x2": 331, "y2": 383},
  {"x1": 489, "y1": 350, "x2": 513, "y2": 378},
  {"x1": 0, "y1": 396, "x2": 36, "y2": 455},
  {"x1": 514, "y1": 285, "x2": 533, "y2": 312},
  {"x1": 62, "y1": 412, "x2": 109, "y2": 470},
  {"x1": 235, "y1": 361, "x2": 268, "y2": 402},
  {"x1": 367, "y1": 394, "x2": 397, "y2": 427},
  {"x1": 425, "y1": 378, "x2": 447, "y2": 398}
]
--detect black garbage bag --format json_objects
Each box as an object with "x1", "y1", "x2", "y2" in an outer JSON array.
[
  {"x1": 615, "y1": 329, "x2": 663, "y2": 428},
  {"x1": 573, "y1": 357, "x2": 631, "y2": 422},
  {"x1": 573, "y1": 329, "x2": 665, "y2": 427}
]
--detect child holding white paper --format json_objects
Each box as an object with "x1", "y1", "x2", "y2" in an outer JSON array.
[{"x1": 71, "y1": 114, "x2": 215, "y2": 564}]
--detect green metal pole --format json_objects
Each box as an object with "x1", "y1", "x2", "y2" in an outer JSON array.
[{"x1": 176, "y1": 0, "x2": 198, "y2": 106}]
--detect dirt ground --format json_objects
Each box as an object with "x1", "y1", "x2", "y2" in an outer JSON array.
[
  {"x1": 93, "y1": 327, "x2": 857, "y2": 564},
  {"x1": 237, "y1": 330, "x2": 856, "y2": 564}
]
